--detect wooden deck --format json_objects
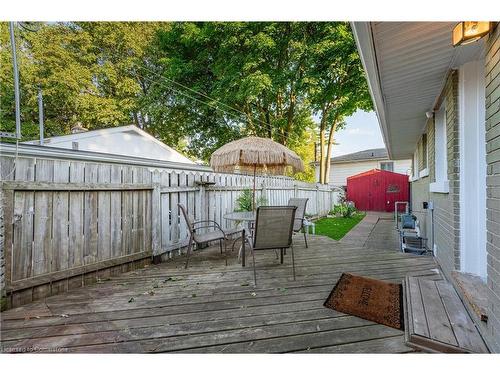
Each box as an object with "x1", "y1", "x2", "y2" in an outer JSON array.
[
  {"x1": 404, "y1": 276, "x2": 489, "y2": 353},
  {"x1": 0, "y1": 231, "x2": 443, "y2": 353}
]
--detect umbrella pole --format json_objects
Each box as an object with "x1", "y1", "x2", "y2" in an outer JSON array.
[{"x1": 253, "y1": 164, "x2": 256, "y2": 212}]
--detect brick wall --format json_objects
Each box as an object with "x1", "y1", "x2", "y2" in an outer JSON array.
[
  {"x1": 411, "y1": 71, "x2": 461, "y2": 277},
  {"x1": 485, "y1": 23, "x2": 500, "y2": 353}
]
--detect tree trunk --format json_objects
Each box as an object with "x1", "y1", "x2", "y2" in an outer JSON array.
[
  {"x1": 324, "y1": 120, "x2": 339, "y2": 185},
  {"x1": 319, "y1": 127, "x2": 326, "y2": 184}
]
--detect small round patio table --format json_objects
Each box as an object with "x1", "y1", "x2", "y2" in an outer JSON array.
[{"x1": 224, "y1": 211, "x2": 255, "y2": 267}]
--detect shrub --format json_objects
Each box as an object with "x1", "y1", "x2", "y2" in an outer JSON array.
[
  {"x1": 235, "y1": 189, "x2": 268, "y2": 212},
  {"x1": 332, "y1": 202, "x2": 357, "y2": 218},
  {"x1": 330, "y1": 193, "x2": 357, "y2": 218}
]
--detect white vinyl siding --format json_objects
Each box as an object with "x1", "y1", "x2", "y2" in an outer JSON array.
[{"x1": 319, "y1": 159, "x2": 412, "y2": 186}]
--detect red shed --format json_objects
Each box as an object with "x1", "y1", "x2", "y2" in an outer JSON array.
[{"x1": 346, "y1": 169, "x2": 409, "y2": 212}]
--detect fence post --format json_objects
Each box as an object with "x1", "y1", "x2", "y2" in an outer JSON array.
[
  {"x1": 151, "y1": 169, "x2": 162, "y2": 263},
  {"x1": 316, "y1": 184, "x2": 320, "y2": 217},
  {"x1": 198, "y1": 177, "x2": 206, "y2": 222},
  {"x1": 294, "y1": 184, "x2": 298, "y2": 198},
  {"x1": 261, "y1": 181, "x2": 267, "y2": 204}
]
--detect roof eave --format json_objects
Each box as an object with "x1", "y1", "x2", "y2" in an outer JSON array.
[{"x1": 351, "y1": 22, "x2": 394, "y2": 160}]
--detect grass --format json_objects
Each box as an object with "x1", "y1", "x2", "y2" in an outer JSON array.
[{"x1": 313, "y1": 212, "x2": 366, "y2": 241}]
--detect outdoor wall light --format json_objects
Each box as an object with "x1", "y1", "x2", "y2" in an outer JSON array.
[{"x1": 452, "y1": 22, "x2": 491, "y2": 47}]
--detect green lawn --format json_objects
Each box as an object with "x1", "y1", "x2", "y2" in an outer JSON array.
[{"x1": 313, "y1": 212, "x2": 366, "y2": 241}]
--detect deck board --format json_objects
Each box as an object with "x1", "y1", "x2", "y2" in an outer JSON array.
[
  {"x1": 1, "y1": 234, "x2": 443, "y2": 353},
  {"x1": 404, "y1": 276, "x2": 489, "y2": 353}
]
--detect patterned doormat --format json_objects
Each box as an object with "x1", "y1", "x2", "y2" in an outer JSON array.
[{"x1": 324, "y1": 273, "x2": 404, "y2": 330}]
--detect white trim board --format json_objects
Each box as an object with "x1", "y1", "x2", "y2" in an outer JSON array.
[{"x1": 458, "y1": 59, "x2": 487, "y2": 281}]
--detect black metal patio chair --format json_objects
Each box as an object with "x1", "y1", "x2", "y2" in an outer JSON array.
[
  {"x1": 247, "y1": 206, "x2": 297, "y2": 286},
  {"x1": 178, "y1": 203, "x2": 241, "y2": 269},
  {"x1": 287, "y1": 197, "x2": 309, "y2": 248}
]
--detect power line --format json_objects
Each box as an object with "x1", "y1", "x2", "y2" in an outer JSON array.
[
  {"x1": 136, "y1": 70, "x2": 302, "y2": 141},
  {"x1": 135, "y1": 71, "x2": 244, "y2": 126},
  {"x1": 6, "y1": 21, "x2": 305, "y2": 142},
  {"x1": 138, "y1": 65, "x2": 257, "y2": 124},
  {"x1": 135, "y1": 65, "x2": 299, "y2": 139}
]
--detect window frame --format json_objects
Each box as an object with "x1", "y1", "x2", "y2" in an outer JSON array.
[
  {"x1": 380, "y1": 161, "x2": 394, "y2": 172},
  {"x1": 430, "y1": 101, "x2": 449, "y2": 193}
]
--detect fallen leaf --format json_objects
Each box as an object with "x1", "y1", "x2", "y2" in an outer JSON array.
[
  {"x1": 191, "y1": 294, "x2": 197, "y2": 298},
  {"x1": 240, "y1": 282, "x2": 250, "y2": 287},
  {"x1": 61, "y1": 314, "x2": 69, "y2": 318},
  {"x1": 128, "y1": 297, "x2": 135, "y2": 303},
  {"x1": 250, "y1": 292, "x2": 257, "y2": 297}
]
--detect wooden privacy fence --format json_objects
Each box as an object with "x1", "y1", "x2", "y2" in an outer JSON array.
[{"x1": 0, "y1": 146, "x2": 337, "y2": 308}]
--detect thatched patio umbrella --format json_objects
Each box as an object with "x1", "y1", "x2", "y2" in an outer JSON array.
[{"x1": 210, "y1": 136, "x2": 305, "y2": 210}]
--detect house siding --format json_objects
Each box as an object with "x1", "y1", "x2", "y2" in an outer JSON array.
[
  {"x1": 411, "y1": 26, "x2": 500, "y2": 351},
  {"x1": 315, "y1": 159, "x2": 412, "y2": 186},
  {"x1": 485, "y1": 23, "x2": 500, "y2": 353},
  {"x1": 411, "y1": 70, "x2": 461, "y2": 277}
]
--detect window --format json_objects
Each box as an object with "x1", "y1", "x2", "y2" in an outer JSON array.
[
  {"x1": 419, "y1": 133, "x2": 429, "y2": 178},
  {"x1": 430, "y1": 103, "x2": 449, "y2": 193},
  {"x1": 411, "y1": 149, "x2": 419, "y2": 181},
  {"x1": 422, "y1": 133, "x2": 428, "y2": 169},
  {"x1": 380, "y1": 161, "x2": 394, "y2": 172}
]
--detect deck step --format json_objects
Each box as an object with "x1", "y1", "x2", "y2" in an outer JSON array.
[{"x1": 403, "y1": 276, "x2": 489, "y2": 353}]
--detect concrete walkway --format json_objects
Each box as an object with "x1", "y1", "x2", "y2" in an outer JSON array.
[{"x1": 340, "y1": 212, "x2": 399, "y2": 251}]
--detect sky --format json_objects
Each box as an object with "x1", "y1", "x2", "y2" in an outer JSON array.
[{"x1": 330, "y1": 110, "x2": 385, "y2": 157}]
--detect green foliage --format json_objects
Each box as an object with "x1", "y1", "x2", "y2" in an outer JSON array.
[
  {"x1": 0, "y1": 22, "x2": 161, "y2": 140},
  {"x1": 313, "y1": 213, "x2": 365, "y2": 241},
  {"x1": 331, "y1": 193, "x2": 357, "y2": 218},
  {"x1": 1, "y1": 22, "x2": 371, "y2": 181},
  {"x1": 235, "y1": 188, "x2": 267, "y2": 212},
  {"x1": 304, "y1": 23, "x2": 373, "y2": 122},
  {"x1": 332, "y1": 202, "x2": 357, "y2": 219}
]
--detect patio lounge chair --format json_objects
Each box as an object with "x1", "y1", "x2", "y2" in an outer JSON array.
[
  {"x1": 247, "y1": 206, "x2": 297, "y2": 286},
  {"x1": 288, "y1": 197, "x2": 309, "y2": 248},
  {"x1": 178, "y1": 203, "x2": 241, "y2": 269}
]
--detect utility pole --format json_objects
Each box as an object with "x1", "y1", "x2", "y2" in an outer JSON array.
[
  {"x1": 38, "y1": 87, "x2": 44, "y2": 145},
  {"x1": 9, "y1": 22, "x2": 21, "y2": 139}
]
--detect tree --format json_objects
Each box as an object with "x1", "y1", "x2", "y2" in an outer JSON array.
[
  {"x1": 0, "y1": 22, "x2": 372, "y2": 184},
  {"x1": 304, "y1": 23, "x2": 372, "y2": 184},
  {"x1": 0, "y1": 22, "x2": 162, "y2": 140},
  {"x1": 152, "y1": 22, "x2": 314, "y2": 160}
]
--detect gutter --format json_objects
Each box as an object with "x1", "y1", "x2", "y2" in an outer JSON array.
[{"x1": 350, "y1": 22, "x2": 394, "y2": 160}]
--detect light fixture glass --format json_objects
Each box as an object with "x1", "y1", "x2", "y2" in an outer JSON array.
[{"x1": 453, "y1": 22, "x2": 491, "y2": 47}]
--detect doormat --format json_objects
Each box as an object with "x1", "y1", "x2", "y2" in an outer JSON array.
[{"x1": 324, "y1": 273, "x2": 404, "y2": 330}]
